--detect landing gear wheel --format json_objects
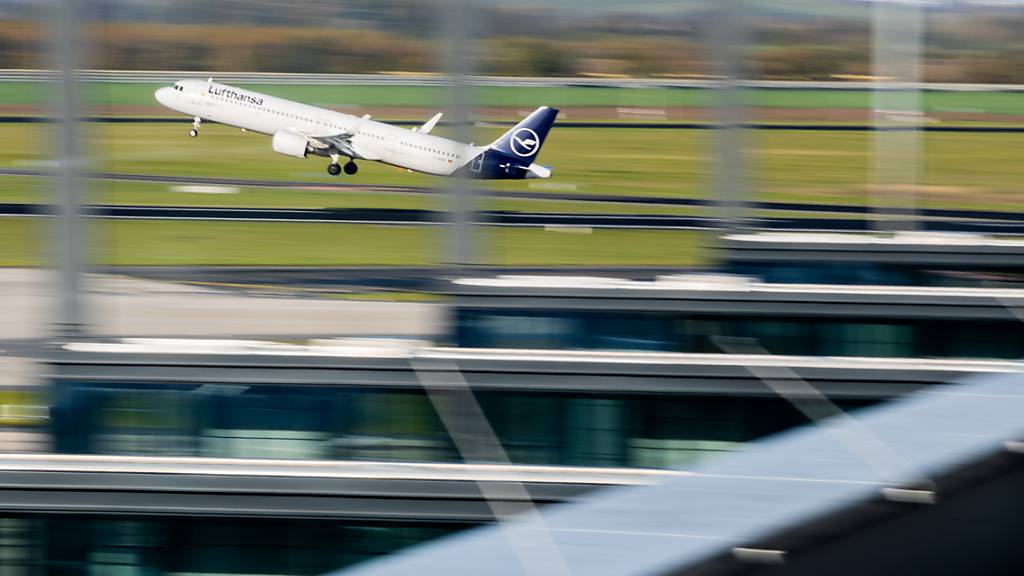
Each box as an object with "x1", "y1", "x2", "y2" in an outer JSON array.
[
  {"x1": 343, "y1": 161, "x2": 358, "y2": 175},
  {"x1": 188, "y1": 128, "x2": 198, "y2": 138},
  {"x1": 327, "y1": 163, "x2": 341, "y2": 176}
]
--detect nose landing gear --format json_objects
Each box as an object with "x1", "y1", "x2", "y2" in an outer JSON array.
[{"x1": 189, "y1": 116, "x2": 201, "y2": 138}]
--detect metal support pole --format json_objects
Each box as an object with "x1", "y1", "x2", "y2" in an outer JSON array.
[
  {"x1": 709, "y1": 0, "x2": 749, "y2": 233},
  {"x1": 52, "y1": 0, "x2": 87, "y2": 337},
  {"x1": 872, "y1": 0, "x2": 922, "y2": 234},
  {"x1": 442, "y1": 0, "x2": 479, "y2": 269}
]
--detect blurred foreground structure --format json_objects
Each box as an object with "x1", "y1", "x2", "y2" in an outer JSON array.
[
  {"x1": 336, "y1": 370, "x2": 1024, "y2": 576},
  {"x1": 0, "y1": 0, "x2": 1018, "y2": 574}
]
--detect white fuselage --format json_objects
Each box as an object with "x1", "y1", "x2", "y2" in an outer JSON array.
[{"x1": 155, "y1": 80, "x2": 484, "y2": 176}]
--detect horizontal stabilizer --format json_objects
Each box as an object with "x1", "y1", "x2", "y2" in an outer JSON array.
[{"x1": 525, "y1": 164, "x2": 552, "y2": 179}]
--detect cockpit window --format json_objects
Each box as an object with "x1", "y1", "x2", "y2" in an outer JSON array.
[{"x1": 174, "y1": 83, "x2": 183, "y2": 91}]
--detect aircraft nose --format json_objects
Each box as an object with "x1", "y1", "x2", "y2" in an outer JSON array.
[{"x1": 154, "y1": 87, "x2": 174, "y2": 107}]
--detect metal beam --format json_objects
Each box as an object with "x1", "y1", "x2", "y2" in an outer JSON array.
[
  {"x1": 442, "y1": 0, "x2": 480, "y2": 268},
  {"x1": 51, "y1": 0, "x2": 87, "y2": 337},
  {"x1": 709, "y1": 0, "x2": 749, "y2": 232},
  {"x1": 872, "y1": 0, "x2": 923, "y2": 233}
]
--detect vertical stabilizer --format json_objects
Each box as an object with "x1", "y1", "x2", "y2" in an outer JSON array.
[{"x1": 488, "y1": 106, "x2": 558, "y2": 164}]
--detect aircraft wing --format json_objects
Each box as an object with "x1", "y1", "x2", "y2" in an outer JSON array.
[
  {"x1": 308, "y1": 133, "x2": 360, "y2": 158},
  {"x1": 305, "y1": 114, "x2": 381, "y2": 160}
]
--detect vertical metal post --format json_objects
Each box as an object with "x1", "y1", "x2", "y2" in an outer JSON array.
[
  {"x1": 709, "y1": 0, "x2": 749, "y2": 233},
  {"x1": 52, "y1": 0, "x2": 87, "y2": 337},
  {"x1": 872, "y1": 0, "x2": 922, "y2": 234},
  {"x1": 442, "y1": 0, "x2": 479, "y2": 269}
]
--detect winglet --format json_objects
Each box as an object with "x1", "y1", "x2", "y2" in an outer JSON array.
[
  {"x1": 351, "y1": 114, "x2": 372, "y2": 134},
  {"x1": 413, "y1": 112, "x2": 443, "y2": 134}
]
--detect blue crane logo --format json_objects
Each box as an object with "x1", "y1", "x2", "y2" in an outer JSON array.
[{"x1": 510, "y1": 128, "x2": 540, "y2": 157}]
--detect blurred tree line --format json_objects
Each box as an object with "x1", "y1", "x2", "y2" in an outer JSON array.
[{"x1": 1, "y1": 0, "x2": 1023, "y2": 83}]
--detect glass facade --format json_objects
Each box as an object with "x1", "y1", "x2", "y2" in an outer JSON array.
[
  {"x1": 455, "y1": 309, "x2": 1024, "y2": 359},
  {"x1": 727, "y1": 261, "x2": 1024, "y2": 288},
  {"x1": 0, "y1": 515, "x2": 462, "y2": 575},
  {"x1": 49, "y1": 380, "x2": 875, "y2": 469}
]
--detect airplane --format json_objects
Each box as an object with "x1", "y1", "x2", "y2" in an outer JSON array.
[{"x1": 154, "y1": 79, "x2": 557, "y2": 180}]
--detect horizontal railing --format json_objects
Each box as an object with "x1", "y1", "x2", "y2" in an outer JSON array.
[{"x1": 2, "y1": 69, "x2": 1024, "y2": 91}]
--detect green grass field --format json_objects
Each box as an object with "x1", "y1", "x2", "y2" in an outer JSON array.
[
  {"x1": 0, "y1": 120, "x2": 1020, "y2": 268},
  {"x1": 1, "y1": 122, "x2": 1021, "y2": 211},
  {"x1": 0, "y1": 217, "x2": 708, "y2": 267},
  {"x1": 2, "y1": 82, "x2": 1024, "y2": 117}
]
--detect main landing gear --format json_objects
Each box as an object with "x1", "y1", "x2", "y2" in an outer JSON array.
[
  {"x1": 327, "y1": 156, "x2": 358, "y2": 176},
  {"x1": 189, "y1": 116, "x2": 201, "y2": 138}
]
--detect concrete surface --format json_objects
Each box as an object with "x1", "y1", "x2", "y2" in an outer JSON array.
[{"x1": 0, "y1": 268, "x2": 443, "y2": 340}]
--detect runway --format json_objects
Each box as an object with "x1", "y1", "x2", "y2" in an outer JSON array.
[
  {"x1": 4, "y1": 202, "x2": 1024, "y2": 234},
  {"x1": 0, "y1": 268, "x2": 440, "y2": 341},
  {"x1": 2, "y1": 167, "x2": 1023, "y2": 223}
]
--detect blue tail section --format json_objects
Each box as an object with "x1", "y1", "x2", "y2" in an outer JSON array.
[{"x1": 488, "y1": 106, "x2": 559, "y2": 164}]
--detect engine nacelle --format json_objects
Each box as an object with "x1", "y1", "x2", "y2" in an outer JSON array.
[{"x1": 271, "y1": 130, "x2": 309, "y2": 159}]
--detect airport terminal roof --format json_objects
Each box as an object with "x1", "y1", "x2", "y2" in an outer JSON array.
[
  {"x1": 0, "y1": 455, "x2": 675, "y2": 521},
  {"x1": 334, "y1": 370, "x2": 1024, "y2": 576},
  {"x1": 449, "y1": 275, "x2": 1024, "y2": 318},
  {"x1": 57, "y1": 338, "x2": 1020, "y2": 369},
  {"x1": 719, "y1": 232, "x2": 1024, "y2": 269},
  {"x1": 51, "y1": 339, "x2": 1017, "y2": 399},
  {"x1": 452, "y1": 274, "x2": 1024, "y2": 297},
  {"x1": 722, "y1": 232, "x2": 1024, "y2": 248}
]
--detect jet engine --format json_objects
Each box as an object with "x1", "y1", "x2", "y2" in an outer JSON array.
[{"x1": 271, "y1": 130, "x2": 310, "y2": 159}]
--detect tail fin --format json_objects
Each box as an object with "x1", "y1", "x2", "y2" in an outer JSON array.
[{"x1": 488, "y1": 106, "x2": 558, "y2": 164}]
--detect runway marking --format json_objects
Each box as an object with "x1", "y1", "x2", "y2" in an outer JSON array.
[
  {"x1": 180, "y1": 280, "x2": 352, "y2": 294},
  {"x1": 3, "y1": 167, "x2": 1024, "y2": 222},
  {"x1": 169, "y1": 185, "x2": 239, "y2": 194}
]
